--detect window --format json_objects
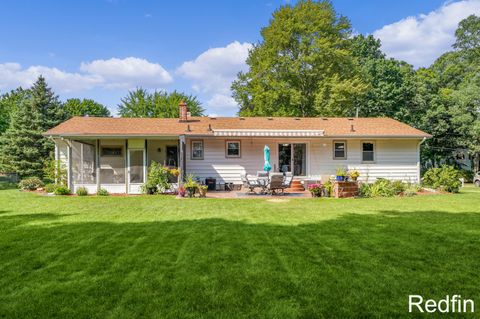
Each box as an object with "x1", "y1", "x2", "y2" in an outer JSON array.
[
  {"x1": 362, "y1": 142, "x2": 375, "y2": 162},
  {"x1": 191, "y1": 140, "x2": 204, "y2": 160},
  {"x1": 333, "y1": 141, "x2": 346, "y2": 159},
  {"x1": 101, "y1": 147, "x2": 122, "y2": 157},
  {"x1": 226, "y1": 141, "x2": 241, "y2": 158}
]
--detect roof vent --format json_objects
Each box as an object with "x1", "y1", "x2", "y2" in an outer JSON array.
[
  {"x1": 348, "y1": 118, "x2": 354, "y2": 121},
  {"x1": 294, "y1": 117, "x2": 300, "y2": 120},
  {"x1": 322, "y1": 118, "x2": 328, "y2": 121},
  {"x1": 267, "y1": 117, "x2": 273, "y2": 120},
  {"x1": 208, "y1": 124, "x2": 212, "y2": 132},
  {"x1": 239, "y1": 117, "x2": 245, "y2": 120},
  {"x1": 185, "y1": 124, "x2": 191, "y2": 132},
  {"x1": 209, "y1": 116, "x2": 216, "y2": 120},
  {"x1": 350, "y1": 124, "x2": 355, "y2": 132}
]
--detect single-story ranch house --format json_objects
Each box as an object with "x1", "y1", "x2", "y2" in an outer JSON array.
[{"x1": 44, "y1": 103, "x2": 431, "y2": 194}]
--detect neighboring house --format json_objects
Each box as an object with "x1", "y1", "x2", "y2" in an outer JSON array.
[{"x1": 44, "y1": 103, "x2": 431, "y2": 194}]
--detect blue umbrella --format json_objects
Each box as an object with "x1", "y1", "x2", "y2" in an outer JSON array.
[{"x1": 263, "y1": 145, "x2": 272, "y2": 172}]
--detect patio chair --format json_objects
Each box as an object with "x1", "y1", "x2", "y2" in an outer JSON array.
[
  {"x1": 281, "y1": 172, "x2": 293, "y2": 192},
  {"x1": 267, "y1": 173, "x2": 285, "y2": 195},
  {"x1": 241, "y1": 174, "x2": 260, "y2": 193},
  {"x1": 257, "y1": 171, "x2": 269, "y2": 178}
]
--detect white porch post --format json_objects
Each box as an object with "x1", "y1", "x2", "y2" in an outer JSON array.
[
  {"x1": 66, "y1": 139, "x2": 73, "y2": 190},
  {"x1": 179, "y1": 135, "x2": 186, "y2": 185},
  {"x1": 96, "y1": 139, "x2": 100, "y2": 192}
]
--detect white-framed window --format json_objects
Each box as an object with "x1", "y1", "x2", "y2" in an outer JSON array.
[
  {"x1": 191, "y1": 140, "x2": 204, "y2": 160},
  {"x1": 226, "y1": 140, "x2": 241, "y2": 158},
  {"x1": 362, "y1": 141, "x2": 375, "y2": 162},
  {"x1": 333, "y1": 140, "x2": 347, "y2": 160}
]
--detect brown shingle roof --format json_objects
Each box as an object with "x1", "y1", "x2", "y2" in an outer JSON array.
[{"x1": 44, "y1": 116, "x2": 431, "y2": 138}]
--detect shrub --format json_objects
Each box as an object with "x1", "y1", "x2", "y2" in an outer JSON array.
[
  {"x1": 143, "y1": 161, "x2": 170, "y2": 193},
  {"x1": 97, "y1": 188, "x2": 109, "y2": 196},
  {"x1": 54, "y1": 186, "x2": 71, "y2": 195},
  {"x1": 19, "y1": 177, "x2": 44, "y2": 190},
  {"x1": 45, "y1": 183, "x2": 61, "y2": 193},
  {"x1": 359, "y1": 182, "x2": 372, "y2": 197},
  {"x1": 76, "y1": 187, "x2": 88, "y2": 196},
  {"x1": 458, "y1": 169, "x2": 474, "y2": 182},
  {"x1": 391, "y1": 180, "x2": 406, "y2": 195},
  {"x1": 422, "y1": 166, "x2": 462, "y2": 193},
  {"x1": 43, "y1": 159, "x2": 67, "y2": 185}
]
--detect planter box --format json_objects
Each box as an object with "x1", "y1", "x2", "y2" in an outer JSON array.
[{"x1": 333, "y1": 181, "x2": 358, "y2": 198}]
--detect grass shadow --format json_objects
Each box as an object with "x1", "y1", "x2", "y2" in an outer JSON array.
[{"x1": 1, "y1": 210, "x2": 479, "y2": 318}]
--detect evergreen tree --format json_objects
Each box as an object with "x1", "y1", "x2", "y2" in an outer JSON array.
[
  {"x1": 30, "y1": 75, "x2": 66, "y2": 132},
  {"x1": 0, "y1": 88, "x2": 29, "y2": 135},
  {"x1": 0, "y1": 97, "x2": 44, "y2": 177}
]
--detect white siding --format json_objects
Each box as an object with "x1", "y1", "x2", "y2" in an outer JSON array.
[{"x1": 186, "y1": 137, "x2": 422, "y2": 184}]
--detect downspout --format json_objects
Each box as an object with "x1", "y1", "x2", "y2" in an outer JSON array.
[{"x1": 417, "y1": 137, "x2": 427, "y2": 183}]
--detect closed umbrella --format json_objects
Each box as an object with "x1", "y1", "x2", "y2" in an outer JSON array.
[{"x1": 263, "y1": 145, "x2": 272, "y2": 172}]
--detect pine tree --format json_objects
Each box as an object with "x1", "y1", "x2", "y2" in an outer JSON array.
[
  {"x1": 29, "y1": 76, "x2": 67, "y2": 159},
  {"x1": 0, "y1": 96, "x2": 45, "y2": 178}
]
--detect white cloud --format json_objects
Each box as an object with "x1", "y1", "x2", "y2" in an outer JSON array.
[
  {"x1": 373, "y1": 0, "x2": 480, "y2": 68},
  {"x1": 80, "y1": 57, "x2": 172, "y2": 89},
  {"x1": 0, "y1": 57, "x2": 172, "y2": 93},
  {"x1": 177, "y1": 41, "x2": 252, "y2": 114}
]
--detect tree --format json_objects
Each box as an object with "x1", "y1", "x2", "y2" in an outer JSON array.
[
  {"x1": 30, "y1": 76, "x2": 66, "y2": 132},
  {"x1": 0, "y1": 96, "x2": 45, "y2": 177},
  {"x1": 64, "y1": 98, "x2": 111, "y2": 117},
  {"x1": 118, "y1": 89, "x2": 204, "y2": 118},
  {"x1": 0, "y1": 88, "x2": 29, "y2": 135},
  {"x1": 350, "y1": 35, "x2": 416, "y2": 122},
  {"x1": 453, "y1": 14, "x2": 480, "y2": 51},
  {"x1": 232, "y1": 0, "x2": 367, "y2": 117}
]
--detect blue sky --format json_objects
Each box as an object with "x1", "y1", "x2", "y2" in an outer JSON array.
[{"x1": 1, "y1": 0, "x2": 479, "y2": 116}]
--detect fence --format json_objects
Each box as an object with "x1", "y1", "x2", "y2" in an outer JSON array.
[{"x1": 0, "y1": 172, "x2": 19, "y2": 183}]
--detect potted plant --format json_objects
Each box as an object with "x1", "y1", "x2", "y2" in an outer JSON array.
[
  {"x1": 323, "y1": 180, "x2": 333, "y2": 197},
  {"x1": 336, "y1": 167, "x2": 347, "y2": 181},
  {"x1": 308, "y1": 183, "x2": 323, "y2": 197},
  {"x1": 177, "y1": 186, "x2": 186, "y2": 197},
  {"x1": 141, "y1": 180, "x2": 158, "y2": 194},
  {"x1": 184, "y1": 174, "x2": 198, "y2": 198},
  {"x1": 348, "y1": 170, "x2": 360, "y2": 182},
  {"x1": 197, "y1": 185, "x2": 208, "y2": 198}
]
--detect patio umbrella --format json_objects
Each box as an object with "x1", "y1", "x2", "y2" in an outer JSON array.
[{"x1": 263, "y1": 145, "x2": 272, "y2": 172}]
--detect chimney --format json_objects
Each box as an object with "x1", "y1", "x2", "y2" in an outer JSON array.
[
  {"x1": 179, "y1": 101, "x2": 188, "y2": 122},
  {"x1": 350, "y1": 124, "x2": 355, "y2": 132}
]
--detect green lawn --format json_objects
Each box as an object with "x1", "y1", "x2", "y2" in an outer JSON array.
[{"x1": 1, "y1": 187, "x2": 479, "y2": 318}]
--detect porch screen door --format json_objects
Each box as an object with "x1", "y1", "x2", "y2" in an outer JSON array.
[
  {"x1": 128, "y1": 149, "x2": 145, "y2": 194},
  {"x1": 278, "y1": 143, "x2": 306, "y2": 176}
]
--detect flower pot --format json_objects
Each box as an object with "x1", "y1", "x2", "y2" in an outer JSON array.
[
  {"x1": 198, "y1": 187, "x2": 207, "y2": 198},
  {"x1": 146, "y1": 187, "x2": 157, "y2": 195},
  {"x1": 336, "y1": 175, "x2": 345, "y2": 181},
  {"x1": 351, "y1": 177, "x2": 358, "y2": 182}
]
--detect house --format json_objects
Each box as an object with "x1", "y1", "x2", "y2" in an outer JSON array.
[{"x1": 44, "y1": 102, "x2": 431, "y2": 194}]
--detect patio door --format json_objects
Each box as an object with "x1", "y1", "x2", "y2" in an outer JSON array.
[
  {"x1": 278, "y1": 143, "x2": 307, "y2": 176},
  {"x1": 128, "y1": 149, "x2": 145, "y2": 194}
]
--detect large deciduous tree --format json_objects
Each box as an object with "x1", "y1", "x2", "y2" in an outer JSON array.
[
  {"x1": 232, "y1": 0, "x2": 367, "y2": 117},
  {"x1": 351, "y1": 35, "x2": 416, "y2": 122},
  {"x1": 64, "y1": 98, "x2": 111, "y2": 117},
  {"x1": 118, "y1": 89, "x2": 204, "y2": 118}
]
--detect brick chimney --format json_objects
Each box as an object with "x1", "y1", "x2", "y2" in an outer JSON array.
[{"x1": 179, "y1": 101, "x2": 188, "y2": 122}]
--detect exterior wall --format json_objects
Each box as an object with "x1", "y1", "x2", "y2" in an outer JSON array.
[
  {"x1": 185, "y1": 137, "x2": 422, "y2": 184},
  {"x1": 147, "y1": 139, "x2": 179, "y2": 167}
]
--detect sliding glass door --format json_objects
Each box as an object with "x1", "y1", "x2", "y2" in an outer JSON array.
[{"x1": 278, "y1": 143, "x2": 307, "y2": 176}]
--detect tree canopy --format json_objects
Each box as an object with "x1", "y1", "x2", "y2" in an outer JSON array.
[
  {"x1": 232, "y1": 0, "x2": 367, "y2": 117},
  {"x1": 118, "y1": 89, "x2": 204, "y2": 118},
  {"x1": 64, "y1": 98, "x2": 111, "y2": 117}
]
